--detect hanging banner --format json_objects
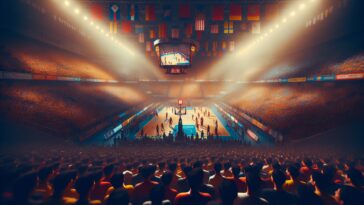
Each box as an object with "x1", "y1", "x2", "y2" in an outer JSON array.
[
  {"x1": 247, "y1": 4, "x2": 261, "y2": 21},
  {"x1": 229, "y1": 4, "x2": 242, "y2": 21},
  {"x1": 212, "y1": 5, "x2": 224, "y2": 21}
]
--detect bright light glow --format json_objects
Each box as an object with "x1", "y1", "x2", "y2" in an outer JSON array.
[
  {"x1": 101, "y1": 29, "x2": 105, "y2": 33},
  {"x1": 96, "y1": 26, "x2": 100, "y2": 30},
  {"x1": 269, "y1": 29, "x2": 273, "y2": 33},
  {"x1": 64, "y1": 1, "x2": 70, "y2": 6},
  {"x1": 282, "y1": 18, "x2": 287, "y2": 23},
  {"x1": 90, "y1": 21, "x2": 94, "y2": 25},
  {"x1": 83, "y1": 16, "x2": 88, "y2": 21},
  {"x1": 275, "y1": 24, "x2": 279, "y2": 28},
  {"x1": 299, "y1": 4, "x2": 306, "y2": 10},
  {"x1": 74, "y1": 8, "x2": 80, "y2": 14},
  {"x1": 290, "y1": 11, "x2": 296, "y2": 16}
]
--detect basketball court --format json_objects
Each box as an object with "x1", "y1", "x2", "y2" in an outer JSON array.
[{"x1": 136, "y1": 106, "x2": 230, "y2": 139}]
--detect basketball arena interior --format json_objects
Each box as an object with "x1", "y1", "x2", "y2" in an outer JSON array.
[{"x1": 0, "y1": 0, "x2": 363, "y2": 205}]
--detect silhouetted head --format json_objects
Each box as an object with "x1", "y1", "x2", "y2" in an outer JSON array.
[
  {"x1": 106, "y1": 189, "x2": 129, "y2": 205},
  {"x1": 219, "y1": 179, "x2": 238, "y2": 204},
  {"x1": 187, "y1": 168, "x2": 204, "y2": 191},
  {"x1": 110, "y1": 172, "x2": 124, "y2": 188}
]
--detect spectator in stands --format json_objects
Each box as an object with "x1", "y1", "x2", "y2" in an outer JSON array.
[
  {"x1": 143, "y1": 184, "x2": 172, "y2": 205},
  {"x1": 11, "y1": 172, "x2": 38, "y2": 205},
  {"x1": 90, "y1": 171, "x2": 112, "y2": 202},
  {"x1": 160, "y1": 171, "x2": 178, "y2": 202},
  {"x1": 177, "y1": 166, "x2": 192, "y2": 193},
  {"x1": 336, "y1": 185, "x2": 364, "y2": 205},
  {"x1": 133, "y1": 165, "x2": 158, "y2": 205},
  {"x1": 102, "y1": 164, "x2": 115, "y2": 183},
  {"x1": 105, "y1": 172, "x2": 133, "y2": 200},
  {"x1": 106, "y1": 189, "x2": 130, "y2": 205},
  {"x1": 74, "y1": 174, "x2": 101, "y2": 205},
  {"x1": 222, "y1": 162, "x2": 233, "y2": 178},
  {"x1": 175, "y1": 168, "x2": 212, "y2": 205},
  {"x1": 284, "y1": 164, "x2": 306, "y2": 194},
  {"x1": 155, "y1": 162, "x2": 166, "y2": 178},
  {"x1": 234, "y1": 165, "x2": 269, "y2": 205},
  {"x1": 209, "y1": 162, "x2": 224, "y2": 190},
  {"x1": 231, "y1": 165, "x2": 246, "y2": 192},
  {"x1": 167, "y1": 163, "x2": 180, "y2": 189},
  {"x1": 45, "y1": 171, "x2": 77, "y2": 205},
  {"x1": 132, "y1": 166, "x2": 144, "y2": 186},
  {"x1": 34, "y1": 166, "x2": 53, "y2": 200},
  {"x1": 261, "y1": 169, "x2": 297, "y2": 205},
  {"x1": 312, "y1": 171, "x2": 339, "y2": 205},
  {"x1": 219, "y1": 179, "x2": 238, "y2": 205},
  {"x1": 346, "y1": 168, "x2": 364, "y2": 192}
]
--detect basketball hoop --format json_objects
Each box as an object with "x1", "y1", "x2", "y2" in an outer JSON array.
[{"x1": 175, "y1": 99, "x2": 187, "y2": 115}]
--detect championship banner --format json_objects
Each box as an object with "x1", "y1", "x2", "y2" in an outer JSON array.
[
  {"x1": 251, "y1": 22, "x2": 261, "y2": 34},
  {"x1": 265, "y1": 4, "x2": 279, "y2": 21},
  {"x1": 109, "y1": 4, "x2": 120, "y2": 34},
  {"x1": 210, "y1": 24, "x2": 219, "y2": 34},
  {"x1": 247, "y1": 4, "x2": 261, "y2": 21},
  {"x1": 158, "y1": 23, "x2": 167, "y2": 38},
  {"x1": 179, "y1": 4, "x2": 190, "y2": 18},
  {"x1": 212, "y1": 5, "x2": 224, "y2": 21},
  {"x1": 121, "y1": 20, "x2": 132, "y2": 33},
  {"x1": 224, "y1": 21, "x2": 233, "y2": 34},
  {"x1": 195, "y1": 13, "x2": 205, "y2": 31},
  {"x1": 90, "y1": 4, "x2": 104, "y2": 21},
  {"x1": 229, "y1": 4, "x2": 242, "y2": 21},
  {"x1": 127, "y1": 4, "x2": 138, "y2": 21},
  {"x1": 145, "y1": 5, "x2": 156, "y2": 21}
]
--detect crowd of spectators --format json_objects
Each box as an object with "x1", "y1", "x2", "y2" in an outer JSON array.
[{"x1": 0, "y1": 144, "x2": 363, "y2": 205}]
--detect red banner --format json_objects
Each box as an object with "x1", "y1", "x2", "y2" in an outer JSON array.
[
  {"x1": 90, "y1": 4, "x2": 104, "y2": 21},
  {"x1": 229, "y1": 4, "x2": 242, "y2": 21},
  {"x1": 121, "y1": 20, "x2": 132, "y2": 33},
  {"x1": 212, "y1": 5, "x2": 224, "y2": 21},
  {"x1": 179, "y1": 4, "x2": 190, "y2": 18},
  {"x1": 247, "y1": 4, "x2": 260, "y2": 21},
  {"x1": 145, "y1": 5, "x2": 156, "y2": 21}
]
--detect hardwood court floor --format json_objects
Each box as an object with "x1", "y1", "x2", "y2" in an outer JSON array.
[{"x1": 136, "y1": 106, "x2": 230, "y2": 138}]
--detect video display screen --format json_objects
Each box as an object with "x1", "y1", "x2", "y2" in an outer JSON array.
[{"x1": 160, "y1": 44, "x2": 190, "y2": 66}]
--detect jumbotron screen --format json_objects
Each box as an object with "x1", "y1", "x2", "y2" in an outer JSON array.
[{"x1": 159, "y1": 44, "x2": 190, "y2": 66}]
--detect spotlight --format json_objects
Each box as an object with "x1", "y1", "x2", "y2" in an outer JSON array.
[
  {"x1": 83, "y1": 16, "x2": 88, "y2": 21},
  {"x1": 290, "y1": 11, "x2": 296, "y2": 16},
  {"x1": 282, "y1": 18, "x2": 287, "y2": 23},
  {"x1": 74, "y1": 8, "x2": 80, "y2": 14},
  {"x1": 64, "y1": 1, "x2": 70, "y2": 6},
  {"x1": 269, "y1": 29, "x2": 273, "y2": 33}
]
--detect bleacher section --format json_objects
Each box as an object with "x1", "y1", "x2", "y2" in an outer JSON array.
[
  {"x1": 226, "y1": 81, "x2": 364, "y2": 139},
  {"x1": 0, "y1": 81, "x2": 147, "y2": 140}
]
